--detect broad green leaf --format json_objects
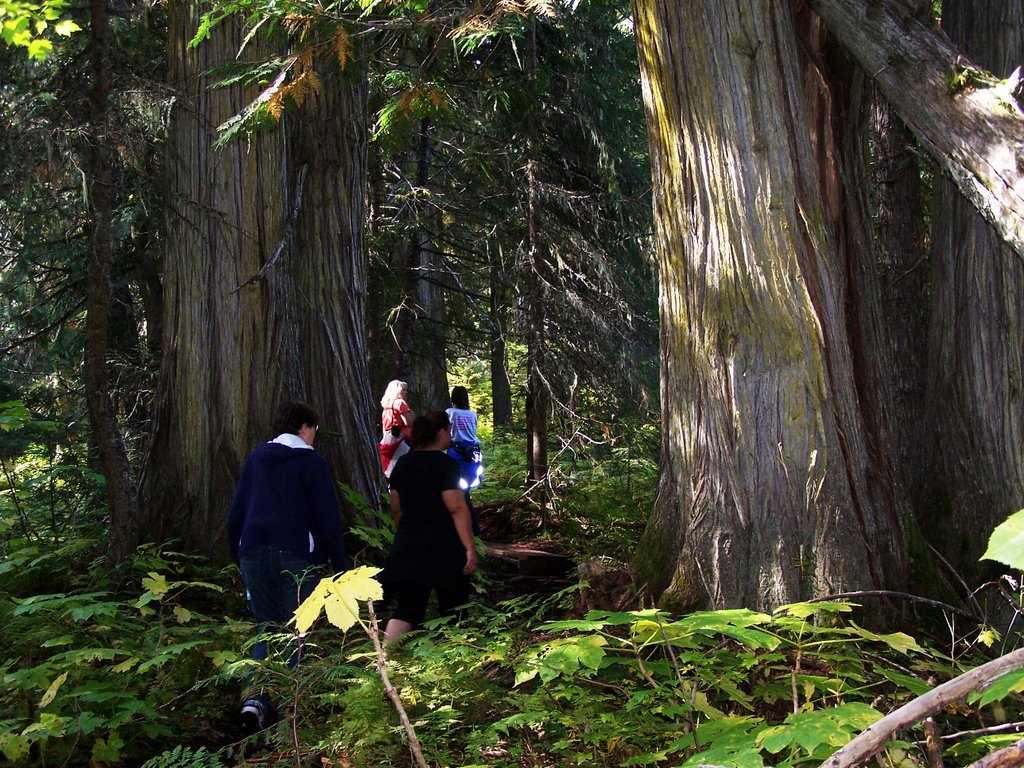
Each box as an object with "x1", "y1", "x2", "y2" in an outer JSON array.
[
  {"x1": 42, "y1": 635, "x2": 74, "y2": 648},
  {"x1": 982, "y1": 510, "x2": 1024, "y2": 570},
  {"x1": 877, "y1": 667, "x2": 932, "y2": 696},
  {"x1": 0, "y1": 733, "x2": 30, "y2": 761},
  {"x1": 681, "y1": 746, "x2": 764, "y2": 768},
  {"x1": 77, "y1": 711, "x2": 104, "y2": 734},
  {"x1": 757, "y1": 702, "x2": 882, "y2": 756},
  {"x1": 206, "y1": 650, "x2": 240, "y2": 668},
  {"x1": 774, "y1": 601, "x2": 854, "y2": 619},
  {"x1": 136, "y1": 641, "x2": 205, "y2": 673},
  {"x1": 55, "y1": 647, "x2": 117, "y2": 664},
  {"x1": 851, "y1": 624, "x2": 924, "y2": 654},
  {"x1": 513, "y1": 665, "x2": 538, "y2": 686},
  {"x1": 91, "y1": 733, "x2": 123, "y2": 763},
  {"x1": 26, "y1": 37, "x2": 50, "y2": 60},
  {"x1": 574, "y1": 634, "x2": 607, "y2": 669},
  {"x1": 69, "y1": 600, "x2": 120, "y2": 621},
  {"x1": 670, "y1": 715, "x2": 766, "y2": 754},
  {"x1": 970, "y1": 668, "x2": 1024, "y2": 707},
  {"x1": 22, "y1": 712, "x2": 72, "y2": 739},
  {"x1": 621, "y1": 749, "x2": 668, "y2": 766}
]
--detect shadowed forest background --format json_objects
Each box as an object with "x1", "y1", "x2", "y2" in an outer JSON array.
[{"x1": 5, "y1": 0, "x2": 1024, "y2": 765}]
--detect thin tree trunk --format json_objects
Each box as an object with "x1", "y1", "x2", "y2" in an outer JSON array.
[
  {"x1": 489, "y1": 251, "x2": 513, "y2": 428},
  {"x1": 407, "y1": 117, "x2": 449, "y2": 410},
  {"x1": 86, "y1": 0, "x2": 140, "y2": 565},
  {"x1": 391, "y1": 118, "x2": 448, "y2": 410},
  {"x1": 524, "y1": 13, "x2": 548, "y2": 499},
  {"x1": 633, "y1": 0, "x2": 906, "y2": 609}
]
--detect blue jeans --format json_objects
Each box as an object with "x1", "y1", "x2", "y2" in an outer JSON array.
[{"x1": 239, "y1": 546, "x2": 319, "y2": 665}]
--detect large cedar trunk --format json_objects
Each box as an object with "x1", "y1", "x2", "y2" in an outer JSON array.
[
  {"x1": 285, "y1": 58, "x2": 380, "y2": 513},
  {"x1": 923, "y1": 0, "x2": 1024, "y2": 582},
  {"x1": 871, "y1": 100, "x2": 930, "y2": 508},
  {"x1": 141, "y1": 7, "x2": 377, "y2": 556},
  {"x1": 633, "y1": 0, "x2": 906, "y2": 610}
]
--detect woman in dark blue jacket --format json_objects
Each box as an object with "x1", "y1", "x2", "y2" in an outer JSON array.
[{"x1": 227, "y1": 401, "x2": 346, "y2": 730}]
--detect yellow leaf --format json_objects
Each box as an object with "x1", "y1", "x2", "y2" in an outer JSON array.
[
  {"x1": 979, "y1": 628, "x2": 1000, "y2": 647},
  {"x1": 142, "y1": 572, "x2": 168, "y2": 595},
  {"x1": 39, "y1": 671, "x2": 68, "y2": 708},
  {"x1": 292, "y1": 577, "x2": 334, "y2": 634},
  {"x1": 291, "y1": 567, "x2": 382, "y2": 634},
  {"x1": 173, "y1": 605, "x2": 192, "y2": 624},
  {"x1": 111, "y1": 656, "x2": 140, "y2": 673},
  {"x1": 325, "y1": 567, "x2": 383, "y2": 632}
]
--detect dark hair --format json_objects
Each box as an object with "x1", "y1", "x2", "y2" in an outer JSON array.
[
  {"x1": 450, "y1": 385, "x2": 470, "y2": 410},
  {"x1": 410, "y1": 410, "x2": 450, "y2": 449},
  {"x1": 271, "y1": 401, "x2": 318, "y2": 435}
]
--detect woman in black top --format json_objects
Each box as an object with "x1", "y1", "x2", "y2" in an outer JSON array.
[{"x1": 381, "y1": 410, "x2": 478, "y2": 643}]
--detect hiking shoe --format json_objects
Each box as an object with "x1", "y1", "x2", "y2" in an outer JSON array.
[{"x1": 239, "y1": 695, "x2": 275, "y2": 734}]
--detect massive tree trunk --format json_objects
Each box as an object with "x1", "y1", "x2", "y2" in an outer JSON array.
[
  {"x1": 634, "y1": 0, "x2": 906, "y2": 610},
  {"x1": 86, "y1": 0, "x2": 140, "y2": 565},
  {"x1": 142, "y1": 7, "x2": 377, "y2": 557},
  {"x1": 923, "y1": 0, "x2": 1024, "y2": 582},
  {"x1": 285, "y1": 59, "x2": 380, "y2": 512}
]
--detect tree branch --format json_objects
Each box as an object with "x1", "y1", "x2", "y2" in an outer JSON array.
[
  {"x1": 965, "y1": 737, "x2": 1024, "y2": 768},
  {"x1": 233, "y1": 163, "x2": 308, "y2": 292},
  {"x1": 808, "y1": 0, "x2": 1024, "y2": 258},
  {"x1": 822, "y1": 648, "x2": 1024, "y2": 768},
  {"x1": 365, "y1": 601, "x2": 430, "y2": 768}
]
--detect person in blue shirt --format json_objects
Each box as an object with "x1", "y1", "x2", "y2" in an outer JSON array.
[
  {"x1": 446, "y1": 386, "x2": 483, "y2": 533},
  {"x1": 446, "y1": 386, "x2": 483, "y2": 488},
  {"x1": 227, "y1": 401, "x2": 347, "y2": 730}
]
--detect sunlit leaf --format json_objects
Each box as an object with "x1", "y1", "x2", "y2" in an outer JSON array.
[
  {"x1": 982, "y1": 510, "x2": 1024, "y2": 570},
  {"x1": 292, "y1": 566, "x2": 382, "y2": 634}
]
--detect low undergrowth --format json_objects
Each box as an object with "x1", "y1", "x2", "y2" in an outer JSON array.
[
  {"x1": 4, "y1": 533, "x2": 1024, "y2": 767},
  {"x1": 3, "y1": 402, "x2": 1024, "y2": 766}
]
